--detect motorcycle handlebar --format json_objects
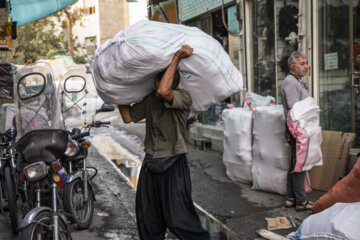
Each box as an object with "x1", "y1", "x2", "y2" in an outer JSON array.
[
  {"x1": 91, "y1": 121, "x2": 111, "y2": 128},
  {"x1": 71, "y1": 131, "x2": 90, "y2": 140}
]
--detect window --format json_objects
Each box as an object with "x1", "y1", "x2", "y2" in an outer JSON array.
[
  {"x1": 88, "y1": 6, "x2": 95, "y2": 15},
  {"x1": 85, "y1": 36, "x2": 97, "y2": 55}
]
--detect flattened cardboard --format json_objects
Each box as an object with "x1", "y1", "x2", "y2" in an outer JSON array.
[
  {"x1": 332, "y1": 133, "x2": 356, "y2": 186},
  {"x1": 309, "y1": 131, "x2": 342, "y2": 191}
]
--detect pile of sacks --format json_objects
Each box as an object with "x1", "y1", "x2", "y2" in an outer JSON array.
[
  {"x1": 222, "y1": 92, "x2": 322, "y2": 195},
  {"x1": 87, "y1": 20, "x2": 243, "y2": 117}
]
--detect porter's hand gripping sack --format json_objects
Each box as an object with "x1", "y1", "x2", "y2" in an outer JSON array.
[{"x1": 87, "y1": 20, "x2": 243, "y2": 116}]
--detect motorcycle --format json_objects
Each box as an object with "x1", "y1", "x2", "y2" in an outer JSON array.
[
  {"x1": 58, "y1": 69, "x2": 114, "y2": 229},
  {"x1": 14, "y1": 63, "x2": 71, "y2": 239},
  {"x1": 0, "y1": 126, "x2": 21, "y2": 234}
]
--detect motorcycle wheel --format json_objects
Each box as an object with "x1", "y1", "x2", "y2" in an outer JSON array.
[
  {"x1": 4, "y1": 166, "x2": 18, "y2": 234},
  {"x1": 64, "y1": 179, "x2": 94, "y2": 229},
  {"x1": 19, "y1": 211, "x2": 70, "y2": 240}
]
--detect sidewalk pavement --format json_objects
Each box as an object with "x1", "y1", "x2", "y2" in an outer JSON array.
[{"x1": 111, "y1": 115, "x2": 325, "y2": 239}]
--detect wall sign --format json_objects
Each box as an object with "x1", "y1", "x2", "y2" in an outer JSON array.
[
  {"x1": 324, "y1": 52, "x2": 338, "y2": 70},
  {"x1": 179, "y1": 0, "x2": 234, "y2": 22},
  {"x1": 227, "y1": 5, "x2": 239, "y2": 34}
]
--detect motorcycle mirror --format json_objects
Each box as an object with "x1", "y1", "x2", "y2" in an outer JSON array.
[
  {"x1": 17, "y1": 72, "x2": 46, "y2": 100},
  {"x1": 64, "y1": 75, "x2": 86, "y2": 93},
  {"x1": 96, "y1": 103, "x2": 115, "y2": 114}
]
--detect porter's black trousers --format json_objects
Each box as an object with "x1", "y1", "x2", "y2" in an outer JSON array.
[{"x1": 136, "y1": 155, "x2": 210, "y2": 240}]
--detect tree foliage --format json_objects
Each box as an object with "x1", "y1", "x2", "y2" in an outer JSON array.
[
  {"x1": 63, "y1": 6, "x2": 86, "y2": 60},
  {"x1": 2, "y1": 9, "x2": 86, "y2": 65}
]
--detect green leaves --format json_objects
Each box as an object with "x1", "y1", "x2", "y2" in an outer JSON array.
[{"x1": 3, "y1": 11, "x2": 84, "y2": 65}]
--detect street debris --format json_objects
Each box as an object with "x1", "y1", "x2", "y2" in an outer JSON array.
[
  {"x1": 97, "y1": 212, "x2": 110, "y2": 217},
  {"x1": 265, "y1": 216, "x2": 296, "y2": 230}
]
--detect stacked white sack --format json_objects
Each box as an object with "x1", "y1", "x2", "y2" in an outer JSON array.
[
  {"x1": 87, "y1": 20, "x2": 243, "y2": 116},
  {"x1": 222, "y1": 108, "x2": 253, "y2": 183},
  {"x1": 289, "y1": 97, "x2": 322, "y2": 171},
  {"x1": 243, "y1": 91, "x2": 275, "y2": 110},
  {"x1": 251, "y1": 105, "x2": 290, "y2": 195}
]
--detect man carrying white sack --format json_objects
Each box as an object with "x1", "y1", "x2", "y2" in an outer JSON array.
[
  {"x1": 118, "y1": 45, "x2": 210, "y2": 240},
  {"x1": 281, "y1": 51, "x2": 314, "y2": 212}
]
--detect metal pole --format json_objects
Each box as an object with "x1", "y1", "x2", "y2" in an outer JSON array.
[
  {"x1": 35, "y1": 187, "x2": 41, "y2": 208},
  {"x1": 83, "y1": 158, "x2": 89, "y2": 202},
  {"x1": 52, "y1": 182, "x2": 59, "y2": 240},
  {"x1": 349, "y1": 0, "x2": 355, "y2": 132},
  {"x1": 274, "y1": 0, "x2": 279, "y2": 103}
]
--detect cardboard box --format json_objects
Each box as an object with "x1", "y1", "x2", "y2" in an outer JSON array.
[
  {"x1": 309, "y1": 131, "x2": 356, "y2": 191},
  {"x1": 332, "y1": 133, "x2": 356, "y2": 185}
]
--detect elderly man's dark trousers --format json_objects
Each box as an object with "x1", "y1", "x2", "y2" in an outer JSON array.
[
  {"x1": 136, "y1": 155, "x2": 210, "y2": 240},
  {"x1": 287, "y1": 134, "x2": 306, "y2": 203}
]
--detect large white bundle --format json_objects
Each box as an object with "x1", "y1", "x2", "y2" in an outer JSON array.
[
  {"x1": 289, "y1": 97, "x2": 322, "y2": 172},
  {"x1": 288, "y1": 202, "x2": 360, "y2": 240},
  {"x1": 87, "y1": 20, "x2": 243, "y2": 115},
  {"x1": 251, "y1": 105, "x2": 290, "y2": 195},
  {"x1": 222, "y1": 108, "x2": 253, "y2": 183}
]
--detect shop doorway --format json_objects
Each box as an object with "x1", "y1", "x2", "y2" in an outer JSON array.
[{"x1": 318, "y1": 0, "x2": 360, "y2": 146}]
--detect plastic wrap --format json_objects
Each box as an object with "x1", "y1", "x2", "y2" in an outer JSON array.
[
  {"x1": 14, "y1": 62, "x2": 63, "y2": 138},
  {"x1": 222, "y1": 108, "x2": 253, "y2": 183},
  {"x1": 1, "y1": 103, "x2": 15, "y2": 131},
  {"x1": 251, "y1": 105, "x2": 290, "y2": 195},
  {"x1": 87, "y1": 20, "x2": 243, "y2": 116},
  {"x1": 58, "y1": 69, "x2": 100, "y2": 128},
  {"x1": 0, "y1": 63, "x2": 15, "y2": 99}
]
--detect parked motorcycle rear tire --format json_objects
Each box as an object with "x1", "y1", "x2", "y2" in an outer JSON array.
[
  {"x1": 64, "y1": 179, "x2": 94, "y2": 230},
  {"x1": 19, "y1": 211, "x2": 70, "y2": 240},
  {"x1": 4, "y1": 166, "x2": 18, "y2": 234}
]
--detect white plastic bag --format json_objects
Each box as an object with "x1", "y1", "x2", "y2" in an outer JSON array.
[
  {"x1": 87, "y1": 20, "x2": 243, "y2": 116},
  {"x1": 288, "y1": 202, "x2": 360, "y2": 240},
  {"x1": 222, "y1": 108, "x2": 253, "y2": 183},
  {"x1": 251, "y1": 105, "x2": 290, "y2": 195}
]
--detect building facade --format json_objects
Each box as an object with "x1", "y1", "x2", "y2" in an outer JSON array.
[
  {"x1": 70, "y1": 0, "x2": 130, "y2": 57},
  {"x1": 149, "y1": 0, "x2": 360, "y2": 148}
]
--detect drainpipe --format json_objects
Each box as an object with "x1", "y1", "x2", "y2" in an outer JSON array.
[
  {"x1": 243, "y1": 0, "x2": 253, "y2": 93},
  {"x1": 274, "y1": 1, "x2": 279, "y2": 103},
  {"x1": 312, "y1": 0, "x2": 319, "y2": 104}
]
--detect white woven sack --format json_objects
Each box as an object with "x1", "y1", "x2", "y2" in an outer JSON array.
[
  {"x1": 87, "y1": 20, "x2": 243, "y2": 115},
  {"x1": 222, "y1": 108, "x2": 253, "y2": 183},
  {"x1": 290, "y1": 97, "x2": 323, "y2": 171},
  {"x1": 288, "y1": 202, "x2": 360, "y2": 240},
  {"x1": 243, "y1": 91, "x2": 275, "y2": 110},
  {"x1": 251, "y1": 105, "x2": 290, "y2": 195}
]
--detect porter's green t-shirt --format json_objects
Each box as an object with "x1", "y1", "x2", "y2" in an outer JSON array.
[{"x1": 129, "y1": 89, "x2": 192, "y2": 158}]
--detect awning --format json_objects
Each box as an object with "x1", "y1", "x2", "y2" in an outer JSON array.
[{"x1": 9, "y1": 0, "x2": 78, "y2": 27}]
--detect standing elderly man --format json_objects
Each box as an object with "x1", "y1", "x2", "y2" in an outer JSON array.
[
  {"x1": 281, "y1": 51, "x2": 314, "y2": 211},
  {"x1": 118, "y1": 45, "x2": 210, "y2": 240}
]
